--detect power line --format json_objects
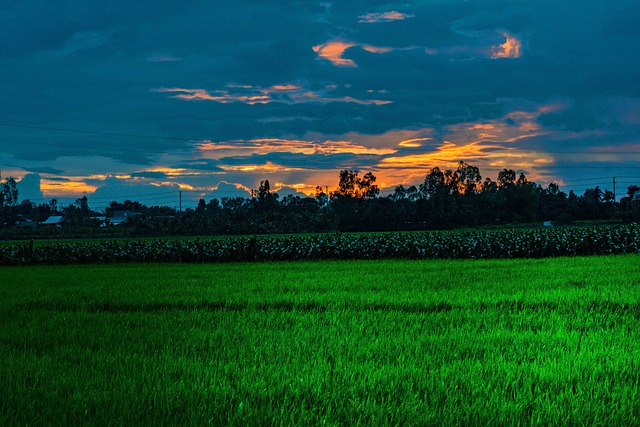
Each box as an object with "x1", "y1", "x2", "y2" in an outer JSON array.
[
  {"x1": 0, "y1": 122, "x2": 200, "y2": 142},
  {"x1": 0, "y1": 138, "x2": 177, "y2": 155}
]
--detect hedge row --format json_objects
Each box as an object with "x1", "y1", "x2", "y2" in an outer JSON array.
[{"x1": 1, "y1": 225, "x2": 639, "y2": 266}]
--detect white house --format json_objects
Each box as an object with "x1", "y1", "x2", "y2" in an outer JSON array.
[{"x1": 41, "y1": 215, "x2": 64, "y2": 226}]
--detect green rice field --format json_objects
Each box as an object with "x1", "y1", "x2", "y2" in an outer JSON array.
[{"x1": 2, "y1": 255, "x2": 640, "y2": 425}]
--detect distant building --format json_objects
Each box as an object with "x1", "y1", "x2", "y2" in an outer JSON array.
[
  {"x1": 16, "y1": 217, "x2": 37, "y2": 229},
  {"x1": 108, "y1": 210, "x2": 140, "y2": 226},
  {"x1": 41, "y1": 216, "x2": 64, "y2": 226},
  {"x1": 91, "y1": 216, "x2": 107, "y2": 227}
]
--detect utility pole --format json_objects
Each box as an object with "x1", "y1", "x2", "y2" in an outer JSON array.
[
  {"x1": 179, "y1": 190, "x2": 182, "y2": 213},
  {"x1": 613, "y1": 177, "x2": 616, "y2": 203}
]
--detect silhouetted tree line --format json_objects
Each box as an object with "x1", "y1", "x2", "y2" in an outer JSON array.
[{"x1": 2, "y1": 163, "x2": 640, "y2": 238}]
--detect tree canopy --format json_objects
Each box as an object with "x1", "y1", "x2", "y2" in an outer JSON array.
[{"x1": 1, "y1": 164, "x2": 639, "y2": 237}]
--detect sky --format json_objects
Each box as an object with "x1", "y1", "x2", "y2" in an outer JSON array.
[{"x1": 2, "y1": 0, "x2": 640, "y2": 209}]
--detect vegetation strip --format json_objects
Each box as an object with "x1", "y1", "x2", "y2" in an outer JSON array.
[{"x1": 1, "y1": 224, "x2": 639, "y2": 265}]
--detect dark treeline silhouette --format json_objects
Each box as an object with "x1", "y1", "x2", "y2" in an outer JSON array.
[{"x1": 1, "y1": 162, "x2": 640, "y2": 237}]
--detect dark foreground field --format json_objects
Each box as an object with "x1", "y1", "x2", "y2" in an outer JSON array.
[{"x1": 2, "y1": 255, "x2": 640, "y2": 425}]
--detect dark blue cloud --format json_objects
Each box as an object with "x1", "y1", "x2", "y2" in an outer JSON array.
[
  {"x1": 16, "y1": 166, "x2": 65, "y2": 175},
  {"x1": 2, "y1": 0, "x2": 640, "y2": 200},
  {"x1": 172, "y1": 160, "x2": 224, "y2": 172},
  {"x1": 130, "y1": 171, "x2": 168, "y2": 179}
]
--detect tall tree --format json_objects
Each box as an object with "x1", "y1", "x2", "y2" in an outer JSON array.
[
  {"x1": 334, "y1": 170, "x2": 379, "y2": 199},
  {"x1": 357, "y1": 172, "x2": 380, "y2": 199},
  {"x1": 257, "y1": 180, "x2": 271, "y2": 201},
  {"x1": 443, "y1": 169, "x2": 460, "y2": 195},
  {"x1": 0, "y1": 177, "x2": 18, "y2": 207},
  {"x1": 74, "y1": 196, "x2": 90, "y2": 213},
  {"x1": 335, "y1": 170, "x2": 358, "y2": 198},
  {"x1": 456, "y1": 161, "x2": 482, "y2": 195},
  {"x1": 315, "y1": 185, "x2": 328, "y2": 206},
  {"x1": 419, "y1": 166, "x2": 458, "y2": 228},
  {"x1": 419, "y1": 167, "x2": 446, "y2": 199}
]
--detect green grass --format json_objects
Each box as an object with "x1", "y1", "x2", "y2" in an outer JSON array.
[{"x1": 2, "y1": 255, "x2": 640, "y2": 425}]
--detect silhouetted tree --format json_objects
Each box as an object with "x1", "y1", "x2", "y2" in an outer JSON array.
[
  {"x1": 333, "y1": 170, "x2": 380, "y2": 199},
  {"x1": 0, "y1": 177, "x2": 18, "y2": 208},
  {"x1": 497, "y1": 169, "x2": 516, "y2": 189},
  {"x1": 457, "y1": 161, "x2": 482, "y2": 195}
]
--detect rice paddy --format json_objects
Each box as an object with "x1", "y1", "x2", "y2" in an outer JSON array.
[{"x1": 2, "y1": 255, "x2": 640, "y2": 425}]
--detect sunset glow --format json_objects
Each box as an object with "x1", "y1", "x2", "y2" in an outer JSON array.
[
  {"x1": 313, "y1": 39, "x2": 393, "y2": 67},
  {"x1": 491, "y1": 32, "x2": 522, "y2": 59},
  {"x1": 40, "y1": 181, "x2": 97, "y2": 196},
  {"x1": 3, "y1": 1, "x2": 639, "y2": 207},
  {"x1": 313, "y1": 40, "x2": 358, "y2": 67}
]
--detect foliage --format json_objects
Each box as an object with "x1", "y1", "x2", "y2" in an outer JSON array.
[
  {"x1": 2, "y1": 165, "x2": 640, "y2": 235},
  {"x1": 1, "y1": 225, "x2": 639, "y2": 265}
]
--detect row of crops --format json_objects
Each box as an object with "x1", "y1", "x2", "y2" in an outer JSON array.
[{"x1": 2, "y1": 225, "x2": 639, "y2": 265}]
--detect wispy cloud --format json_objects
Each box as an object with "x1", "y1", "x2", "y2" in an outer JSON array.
[
  {"x1": 313, "y1": 38, "x2": 393, "y2": 67},
  {"x1": 358, "y1": 11, "x2": 415, "y2": 24},
  {"x1": 315, "y1": 30, "x2": 522, "y2": 67},
  {"x1": 221, "y1": 161, "x2": 307, "y2": 173},
  {"x1": 154, "y1": 82, "x2": 391, "y2": 105},
  {"x1": 398, "y1": 138, "x2": 432, "y2": 148},
  {"x1": 154, "y1": 88, "x2": 271, "y2": 104},
  {"x1": 425, "y1": 30, "x2": 522, "y2": 60},
  {"x1": 197, "y1": 138, "x2": 397, "y2": 159},
  {"x1": 146, "y1": 54, "x2": 183, "y2": 62}
]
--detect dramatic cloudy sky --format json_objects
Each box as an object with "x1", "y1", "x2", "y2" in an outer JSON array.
[{"x1": 2, "y1": 0, "x2": 640, "y2": 208}]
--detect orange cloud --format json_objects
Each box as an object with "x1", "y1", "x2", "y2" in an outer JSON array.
[
  {"x1": 469, "y1": 124, "x2": 495, "y2": 130},
  {"x1": 491, "y1": 32, "x2": 522, "y2": 59},
  {"x1": 362, "y1": 45, "x2": 394, "y2": 54},
  {"x1": 398, "y1": 138, "x2": 432, "y2": 148},
  {"x1": 381, "y1": 141, "x2": 502, "y2": 168},
  {"x1": 270, "y1": 84, "x2": 301, "y2": 92},
  {"x1": 222, "y1": 161, "x2": 306, "y2": 173},
  {"x1": 154, "y1": 88, "x2": 272, "y2": 104},
  {"x1": 372, "y1": 102, "x2": 569, "y2": 185},
  {"x1": 313, "y1": 38, "x2": 393, "y2": 67},
  {"x1": 534, "y1": 158, "x2": 554, "y2": 164},
  {"x1": 313, "y1": 39, "x2": 358, "y2": 67},
  {"x1": 41, "y1": 180, "x2": 97, "y2": 197}
]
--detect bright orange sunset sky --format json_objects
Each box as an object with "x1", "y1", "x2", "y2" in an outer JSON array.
[{"x1": 1, "y1": 0, "x2": 640, "y2": 208}]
